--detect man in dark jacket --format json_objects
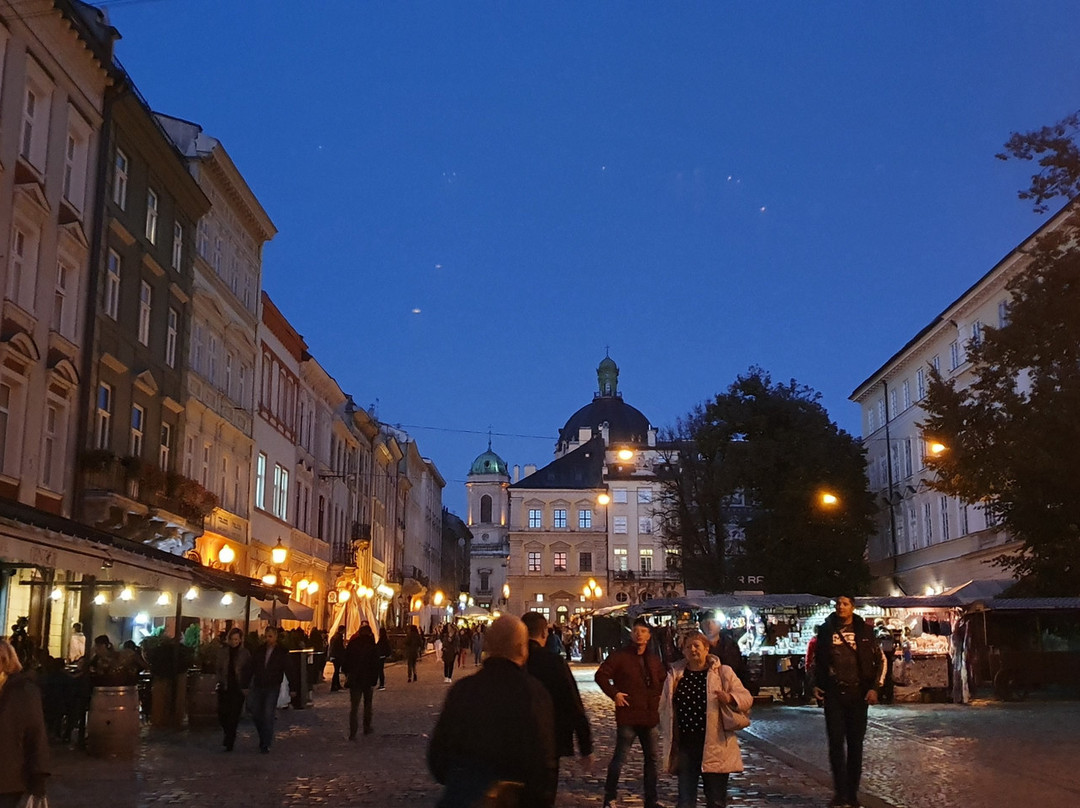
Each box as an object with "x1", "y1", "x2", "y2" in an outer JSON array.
[
  {"x1": 522, "y1": 612, "x2": 593, "y2": 788},
  {"x1": 343, "y1": 625, "x2": 381, "y2": 738},
  {"x1": 812, "y1": 595, "x2": 886, "y2": 808},
  {"x1": 215, "y1": 627, "x2": 252, "y2": 751},
  {"x1": 0, "y1": 639, "x2": 49, "y2": 804},
  {"x1": 329, "y1": 626, "x2": 347, "y2": 691},
  {"x1": 246, "y1": 626, "x2": 289, "y2": 753},
  {"x1": 428, "y1": 615, "x2": 557, "y2": 808},
  {"x1": 594, "y1": 617, "x2": 667, "y2": 808}
]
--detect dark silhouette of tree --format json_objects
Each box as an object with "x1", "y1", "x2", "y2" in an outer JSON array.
[
  {"x1": 922, "y1": 111, "x2": 1080, "y2": 595},
  {"x1": 658, "y1": 368, "x2": 875, "y2": 595}
]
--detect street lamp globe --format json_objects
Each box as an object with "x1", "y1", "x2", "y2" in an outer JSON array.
[
  {"x1": 271, "y1": 539, "x2": 288, "y2": 566},
  {"x1": 597, "y1": 492, "x2": 611, "y2": 506}
]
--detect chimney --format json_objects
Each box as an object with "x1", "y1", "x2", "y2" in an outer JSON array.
[
  {"x1": 513, "y1": 464, "x2": 520, "y2": 483},
  {"x1": 524, "y1": 464, "x2": 537, "y2": 478}
]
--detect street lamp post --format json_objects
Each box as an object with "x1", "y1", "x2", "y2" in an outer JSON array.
[{"x1": 583, "y1": 578, "x2": 603, "y2": 662}]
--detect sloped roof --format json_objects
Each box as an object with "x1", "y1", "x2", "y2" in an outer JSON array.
[{"x1": 511, "y1": 436, "x2": 605, "y2": 490}]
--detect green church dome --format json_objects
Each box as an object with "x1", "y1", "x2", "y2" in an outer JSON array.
[{"x1": 469, "y1": 446, "x2": 509, "y2": 476}]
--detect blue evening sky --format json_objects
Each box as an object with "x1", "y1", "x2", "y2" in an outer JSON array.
[{"x1": 99, "y1": 1, "x2": 1079, "y2": 515}]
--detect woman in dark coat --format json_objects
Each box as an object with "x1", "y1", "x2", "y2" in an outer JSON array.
[
  {"x1": 215, "y1": 627, "x2": 252, "y2": 751},
  {"x1": 404, "y1": 625, "x2": 423, "y2": 682},
  {"x1": 0, "y1": 639, "x2": 49, "y2": 808},
  {"x1": 375, "y1": 627, "x2": 391, "y2": 690},
  {"x1": 343, "y1": 626, "x2": 381, "y2": 738}
]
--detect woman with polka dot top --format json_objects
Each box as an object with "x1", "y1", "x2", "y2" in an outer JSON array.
[{"x1": 659, "y1": 631, "x2": 754, "y2": 808}]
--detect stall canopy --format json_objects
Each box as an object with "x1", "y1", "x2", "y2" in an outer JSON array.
[
  {"x1": 867, "y1": 579, "x2": 1012, "y2": 609},
  {"x1": 629, "y1": 593, "x2": 831, "y2": 617},
  {"x1": 253, "y1": 598, "x2": 314, "y2": 622}
]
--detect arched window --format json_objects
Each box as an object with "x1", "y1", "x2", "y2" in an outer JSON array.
[{"x1": 480, "y1": 494, "x2": 492, "y2": 523}]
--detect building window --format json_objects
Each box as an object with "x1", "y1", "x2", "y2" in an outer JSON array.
[
  {"x1": 949, "y1": 340, "x2": 962, "y2": 370},
  {"x1": 19, "y1": 81, "x2": 48, "y2": 168},
  {"x1": 480, "y1": 494, "x2": 492, "y2": 523},
  {"x1": 7, "y1": 225, "x2": 39, "y2": 311},
  {"x1": 208, "y1": 336, "x2": 218, "y2": 384},
  {"x1": 113, "y1": 150, "x2": 128, "y2": 209},
  {"x1": 63, "y1": 130, "x2": 86, "y2": 206},
  {"x1": 130, "y1": 405, "x2": 145, "y2": 456},
  {"x1": 145, "y1": 189, "x2": 159, "y2": 244},
  {"x1": 165, "y1": 308, "x2": 178, "y2": 367},
  {"x1": 638, "y1": 516, "x2": 653, "y2": 534},
  {"x1": 970, "y1": 320, "x2": 982, "y2": 347},
  {"x1": 52, "y1": 262, "x2": 70, "y2": 335},
  {"x1": 531, "y1": 606, "x2": 550, "y2": 619},
  {"x1": 923, "y1": 502, "x2": 933, "y2": 544},
  {"x1": 889, "y1": 389, "x2": 897, "y2": 418},
  {"x1": 527, "y1": 551, "x2": 541, "y2": 573},
  {"x1": 578, "y1": 508, "x2": 592, "y2": 529},
  {"x1": 640, "y1": 548, "x2": 653, "y2": 573},
  {"x1": 613, "y1": 547, "x2": 628, "y2": 572},
  {"x1": 528, "y1": 508, "x2": 542, "y2": 529},
  {"x1": 613, "y1": 488, "x2": 627, "y2": 504},
  {"x1": 998, "y1": 300, "x2": 1010, "y2": 328},
  {"x1": 197, "y1": 218, "x2": 209, "y2": 257},
  {"x1": 877, "y1": 398, "x2": 886, "y2": 425},
  {"x1": 902, "y1": 380, "x2": 911, "y2": 410},
  {"x1": 916, "y1": 368, "x2": 926, "y2": 400},
  {"x1": 105, "y1": 250, "x2": 121, "y2": 319},
  {"x1": 137, "y1": 281, "x2": 152, "y2": 345},
  {"x1": 579, "y1": 551, "x2": 592, "y2": 572},
  {"x1": 638, "y1": 488, "x2": 652, "y2": 504},
  {"x1": 159, "y1": 422, "x2": 171, "y2": 470},
  {"x1": 940, "y1": 496, "x2": 950, "y2": 540},
  {"x1": 201, "y1": 443, "x2": 211, "y2": 487},
  {"x1": 40, "y1": 404, "x2": 58, "y2": 489},
  {"x1": 613, "y1": 516, "x2": 627, "y2": 534},
  {"x1": 553, "y1": 508, "x2": 567, "y2": 528},
  {"x1": 959, "y1": 503, "x2": 969, "y2": 536},
  {"x1": 903, "y1": 439, "x2": 913, "y2": 478},
  {"x1": 255, "y1": 452, "x2": 267, "y2": 509},
  {"x1": 983, "y1": 502, "x2": 999, "y2": 528},
  {"x1": 553, "y1": 551, "x2": 567, "y2": 572},
  {"x1": 666, "y1": 551, "x2": 680, "y2": 571},
  {"x1": 172, "y1": 223, "x2": 183, "y2": 270},
  {"x1": 95, "y1": 383, "x2": 112, "y2": 449},
  {"x1": 908, "y1": 505, "x2": 918, "y2": 550},
  {"x1": 273, "y1": 463, "x2": 289, "y2": 520}
]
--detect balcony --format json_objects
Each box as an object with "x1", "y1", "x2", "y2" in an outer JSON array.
[
  {"x1": 610, "y1": 570, "x2": 679, "y2": 582},
  {"x1": 351, "y1": 522, "x2": 372, "y2": 547},
  {"x1": 330, "y1": 543, "x2": 356, "y2": 566}
]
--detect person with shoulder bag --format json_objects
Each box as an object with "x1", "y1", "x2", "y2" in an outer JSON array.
[{"x1": 659, "y1": 631, "x2": 753, "y2": 808}]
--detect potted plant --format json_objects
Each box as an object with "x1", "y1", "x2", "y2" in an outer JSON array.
[
  {"x1": 142, "y1": 633, "x2": 194, "y2": 728},
  {"x1": 187, "y1": 627, "x2": 221, "y2": 728}
]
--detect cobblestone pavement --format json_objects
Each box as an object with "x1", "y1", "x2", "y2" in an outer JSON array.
[{"x1": 45, "y1": 659, "x2": 1080, "y2": 808}]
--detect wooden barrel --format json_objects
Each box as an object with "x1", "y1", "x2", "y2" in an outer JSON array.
[
  {"x1": 187, "y1": 673, "x2": 219, "y2": 728},
  {"x1": 86, "y1": 686, "x2": 140, "y2": 758}
]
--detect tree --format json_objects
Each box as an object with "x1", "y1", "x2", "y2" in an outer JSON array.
[
  {"x1": 922, "y1": 111, "x2": 1080, "y2": 595},
  {"x1": 658, "y1": 368, "x2": 875, "y2": 595}
]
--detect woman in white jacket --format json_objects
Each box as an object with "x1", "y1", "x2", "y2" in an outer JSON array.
[{"x1": 660, "y1": 631, "x2": 754, "y2": 808}]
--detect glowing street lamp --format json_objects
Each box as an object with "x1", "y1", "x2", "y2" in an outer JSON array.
[
  {"x1": 217, "y1": 544, "x2": 236, "y2": 565},
  {"x1": 271, "y1": 539, "x2": 288, "y2": 566},
  {"x1": 616, "y1": 448, "x2": 635, "y2": 462},
  {"x1": 433, "y1": 590, "x2": 445, "y2": 607},
  {"x1": 819, "y1": 491, "x2": 840, "y2": 507},
  {"x1": 597, "y1": 492, "x2": 611, "y2": 506},
  {"x1": 928, "y1": 441, "x2": 947, "y2": 456}
]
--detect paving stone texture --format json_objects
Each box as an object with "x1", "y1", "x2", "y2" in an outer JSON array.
[{"x1": 46, "y1": 658, "x2": 1080, "y2": 808}]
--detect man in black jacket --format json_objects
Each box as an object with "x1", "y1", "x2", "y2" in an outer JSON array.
[
  {"x1": 343, "y1": 625, "x2": 381, "y2": 738},
  {"x1": 428, "y1": 615, "x2": 557, "y2": 808},
  {"x1": 812, "y1": 595, "x2": 886, "y2": 808},
  {"x1": 246, "y1": 626, "x2": 289, "y2": 753},
  {"x1": 522, "y1": 612, "x2": 593, "y2": 789},
  {"x1": 329, "y1": 626, "x2": 347, "y2": 691}
]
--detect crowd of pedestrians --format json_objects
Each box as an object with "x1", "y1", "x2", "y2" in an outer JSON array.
[{"x1": 2, "y1": 592, "x2": 890, "y2": 808}]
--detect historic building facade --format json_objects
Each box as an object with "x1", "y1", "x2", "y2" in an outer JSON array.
[
  {"x1": 504, "y1": 356, "x2": 682, "y2": 623},
  {"x1": 465, "y1": 443, "x2": 510, "y2": 611},
  {"x1": 849, "y1": 205, "x2": 1075, "y2": 595}
]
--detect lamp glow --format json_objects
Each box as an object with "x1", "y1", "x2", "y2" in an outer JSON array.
[
  {"x1": 338, "y1": 589, "x2": 351, "y2": 603},
  {"x1": 820, "y1": 492, "x2": 839, "y2": 506},
  {"x1": 221, "y1": 593, "x2": 234, "y2": 606},
  {"x1": 929, "y1": 441, "x2": 947, "y2": 456},
  {"x1": 185, "y1": 586, "x2": 199, "y2": 600},
  {"x1": 271, "y1": 539, "x2": 288, "y2": 566},
  {"x1": 502, "y1": 583, "x2": 510, "y2": 599},
  {"x1": 433, "y1": 591, "x2": 445, "y2": 606},
  {"x1": 307, "y1": 582, "x2": 319, "y2": 595},
  {"x1": 262, "y1": 573, "x2": 278, "y2": 586},
  {"x1": 297, "y1": 578, "x2": 310, "y2": 592},
  {"x1": 597, "y1": 492, "x2": 611, "y2": 505},
  {"x1": 617, "y1": 448, "x2": 634, "y2": 461},
  {"x1": 93, "y1": 593, "x2": 107, "y2": 606},
  {"x1": 156, "y1": 592, "x2": 170, "y2": 606},
  {"x1": 119, "y1": 587, "x2": 134, "y2": 601},
  {"x1": 50, "y1": 587, "x2": 63, "y2": 601},
  {"x1": 218, "y1": 544, "x2": 236, "y2": 565}
]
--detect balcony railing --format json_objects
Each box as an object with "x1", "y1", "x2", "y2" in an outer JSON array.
[
  {"x1": 351, "y1": 522, "x2": 372, "y2": 542},
  {"x1": 610, "y1": 570, "x2": 679, "y2": 582},
  {"x1": 330, "y1": 543, "x2": 356, "y2": 566}
]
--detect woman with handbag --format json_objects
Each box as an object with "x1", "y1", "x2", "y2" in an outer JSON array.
[
  {"x1": 659, "y1": 631, "x2": 753, "y2": 808},
  {"x1": 0, "y1": 639, "x2": 49, "y2": 808}
]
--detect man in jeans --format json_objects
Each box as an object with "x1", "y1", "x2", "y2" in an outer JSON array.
[
  {"x1": 813, "y1": 595, "x2": 886, "y2": 808},
  {"x1": 247, "y1": 625, "x2": 289, "y2": 753},
  {"x1": 595, "y1": 617, "x2": 667, "y2": 808}
]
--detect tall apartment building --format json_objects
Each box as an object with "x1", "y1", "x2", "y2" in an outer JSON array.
[{"x1": 849, "y1": 205, "x2": 1075, "y2": 595}]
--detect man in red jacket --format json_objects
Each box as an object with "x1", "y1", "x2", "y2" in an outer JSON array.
[{"x1": 595, "y1": 617, "x2": 667, "y2": 808}]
